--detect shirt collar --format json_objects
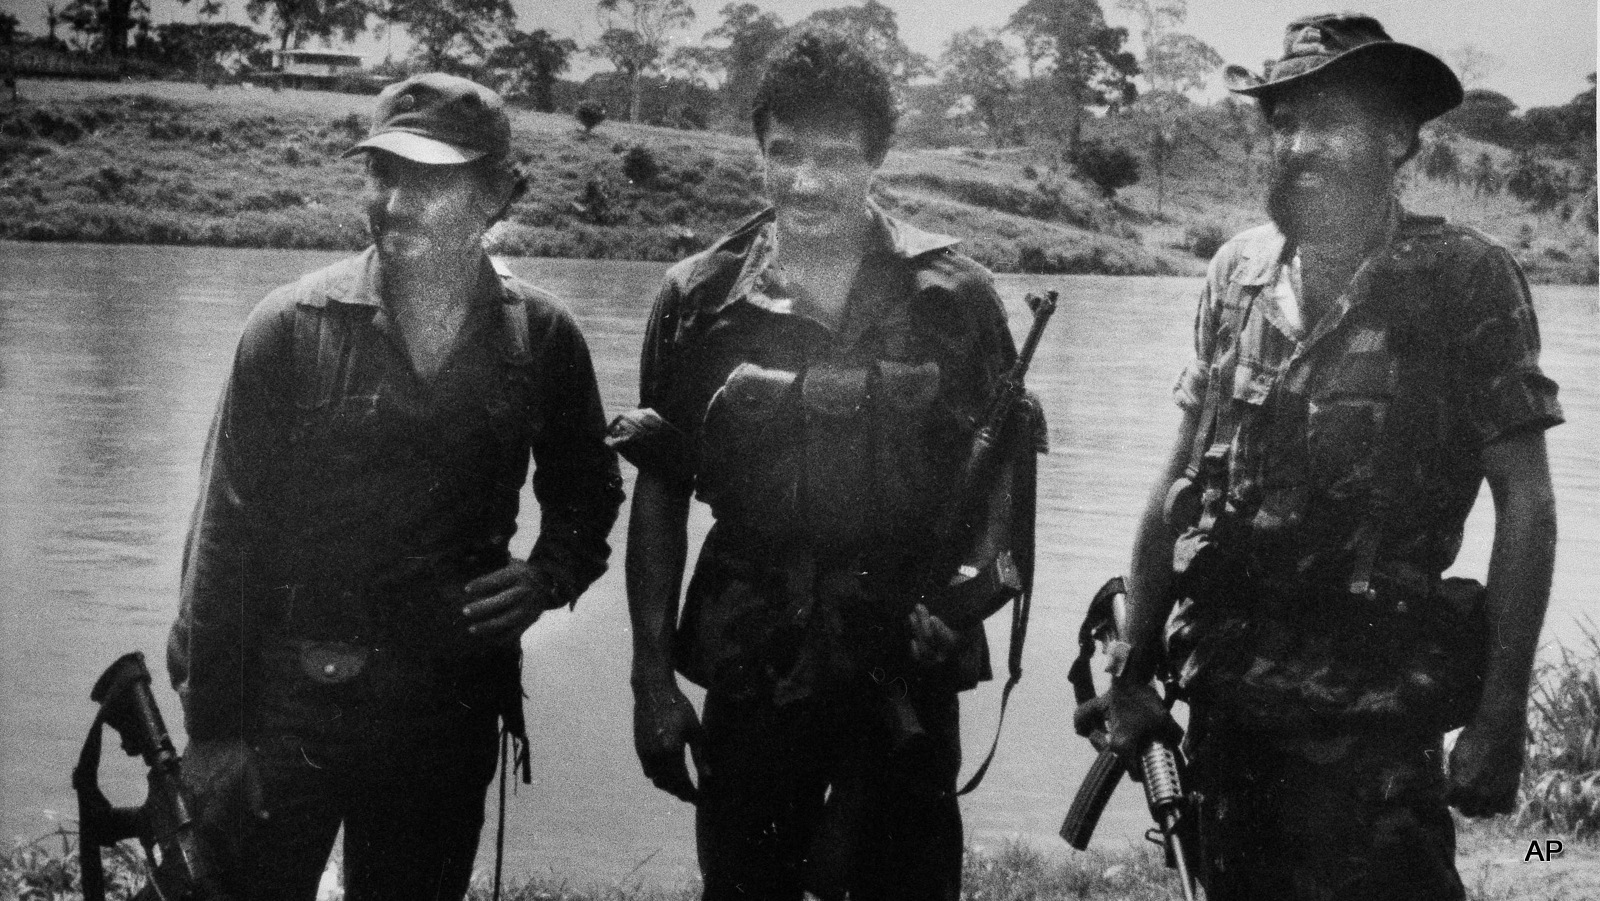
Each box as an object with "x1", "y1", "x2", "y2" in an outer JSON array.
[
  {"x1": 302, "y1": 245, "x2": 511, "y2": 310},
  {"x1": 705, "y1": 202, "x2": 962, "y2": 317},
  {"x1": 1235, "y1": 196, "x2": 1404, "y2": 287}
]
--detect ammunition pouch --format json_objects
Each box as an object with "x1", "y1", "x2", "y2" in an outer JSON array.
[
  {"x1": 697, "y1": 359, "x2": 950, "y2": 550},
  {"x1": 1167, "y1": 572, "x2": 1488, "y2": 735}
]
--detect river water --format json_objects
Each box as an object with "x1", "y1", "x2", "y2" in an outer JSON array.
[{"x1": 2, "y1": 241, "x2": 1596, "y2": 887}]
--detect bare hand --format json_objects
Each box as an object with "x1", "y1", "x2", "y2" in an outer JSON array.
[
  {"x1": 1074, "y1": 681, "x2": 1180, "y2": 765},
  {"x1": 1447, "y1": 712, "x2": 1527, "y2": 817},
  {"x1": 908, "y1": 603, "x2": 960, "y2": 665},
  {"x1": 182, "y1": 739, "x2": 268, "y2": 837},
  {"x1": 633, "y1": 683, "x2": 704, "y2": 803},
  {"x1": 462, "y1": 561, "x2": 561, "y2": 647}
]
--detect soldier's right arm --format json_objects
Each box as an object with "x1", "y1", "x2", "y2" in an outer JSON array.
[
  {"x1": 1098, "y1": 261, "x2": 1226, "y2": 758},
  {"x1": 168, "y1": 297, "x2": 295, "y2": 744},
  {"x1": 621, "y1": 274, "x2": 705, "y2": 803}
]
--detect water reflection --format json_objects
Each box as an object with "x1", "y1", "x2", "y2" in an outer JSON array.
[{"x1": 1, "y1": 241, "x2": 1594, "y2": 886}]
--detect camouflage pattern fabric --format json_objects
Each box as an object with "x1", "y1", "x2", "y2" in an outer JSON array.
[
  {"x1": 1172, "y1": 200, "x2": 1562, "y2": 587},
  {"x1": 1187, "y1": 705, "x2": 1466, "y2": 901}
]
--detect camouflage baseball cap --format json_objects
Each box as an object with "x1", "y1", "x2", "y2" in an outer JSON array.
[
  {"x1": 1225, "y1": 13, "x2": 1463, "y2": 122},
  {"x1": 344, "y1": 72, "x2": 511, "y2": 165}
]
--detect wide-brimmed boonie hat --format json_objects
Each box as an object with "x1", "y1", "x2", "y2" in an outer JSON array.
[
  {"x1": 344, "y1": 72, "x2": 511, "y2": 165},
  {"x1": 1224, "y1": 13, "x2": 1463, "y2": 122}
]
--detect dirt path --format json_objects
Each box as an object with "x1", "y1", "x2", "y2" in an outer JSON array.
[{"x1": 1458, "y1": 832, "x2": 1600, "y2": 900}]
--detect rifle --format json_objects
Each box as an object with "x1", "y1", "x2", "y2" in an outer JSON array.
[
  {"x1": 1061, "y1": 578, "x2": 1199, "y2": 901},
  {"x1": 74, "y1": 651, "x2": 227, "y2": 901}
]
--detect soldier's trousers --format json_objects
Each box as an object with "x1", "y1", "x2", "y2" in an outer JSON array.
[
  {"x1": 1188, "y1": 705, "x2": 1467, "y2": 901},
  {"x1": 695, "y1": 686, "x2": 964, "y2": 901}
]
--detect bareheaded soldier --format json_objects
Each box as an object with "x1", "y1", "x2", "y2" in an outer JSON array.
[
  {"x1": 1080, "y1": 14, "x2": 1561, "y2": 901},
  {"x1": 611, "y1": 30, "x2": 1040, "y2": 901},
  {"x1": 169, "y1": 74, "x2": 623, "y2": 900}
]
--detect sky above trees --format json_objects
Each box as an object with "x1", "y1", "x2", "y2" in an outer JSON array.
[{"x1": 9, "y1": 0, "x2": 1595, "y2": 109}]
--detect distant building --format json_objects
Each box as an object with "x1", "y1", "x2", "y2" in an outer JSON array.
[{"x1": 268, "y1": 50, "x2": 365, "y2": 89}]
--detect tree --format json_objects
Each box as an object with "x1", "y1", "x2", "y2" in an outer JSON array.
[
  {"x1": 1007, "y1": 0, "x2": 1139, "y2": 152},
  {"x1": 575, "y1": 99, "x2": 607, "y2": 133},
  {"x1": 156, "y1": 21, "x2": 269, "y2": 73},
  {"x1": 0, "y1": 12, "x2": 19, "y2": 45},
  {"x1": 387, "y1": 0, "x2": 514, "y2": 72},
  {"x1": 1117, "y1": 0, "x2": 1219, "y2": 96},
  {"x1": 1438, "y1": 88, "x2": 1520, "y2": 147},
  {"x1": 1448, "y1": 43, "x2": 1502, "y2": 92},
  {"x1": 1071, "y1": 136, "x2": 1140, "y2": 197},
  {"x1": 941, "y1": 28, "x2": 1019, "y2": 147},
  {"x1": 799, "y1": 1, "x2": 928, "y2": 85},
  {"x1": 244, "y1": 0, "x2": 369, "y2": 52},
  {"x1": 592, "y1": 0, "x2": 696, "y2": 123},
  {"x1": 698, "y1": 2, "x2": 787, "y2": 116},
  {"x1": 488, "y1": 28, "x2": 577, "y2": 112},
  {"x1": 58, "y1": 0, "x2": 150, "y2": 55}
]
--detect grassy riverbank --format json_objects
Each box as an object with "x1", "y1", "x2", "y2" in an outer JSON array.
[
  {"x1": 11, "y1": 624, "x2": 1598, "y2": 898},
  {"x1": 2, "y1": 79, "x2": 1594, "y2": 281}
]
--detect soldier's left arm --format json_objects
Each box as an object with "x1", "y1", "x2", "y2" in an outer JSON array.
[
  {"x1": 1448, "y1": 429, "x2": 1556, "y2": 816},
  {"x1": 464, "y1": 306, "x2": 625, "y2": 644}
]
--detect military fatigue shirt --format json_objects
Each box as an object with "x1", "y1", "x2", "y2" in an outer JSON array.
[
  {"x1": 616, "y1": 205, "x2": 1021, "y2": 703},
  {"x1": 1175, "y1": 204, "x2": 1563, "y2": 587},
  {"x1": 169, "y1": 247, "x2": 623, "y2": 740}
]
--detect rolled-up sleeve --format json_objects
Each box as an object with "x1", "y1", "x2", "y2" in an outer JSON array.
[
  {"x1": 1454, "y1": 245, "x2": 1564, "y2": 444},
  {"x1": 608, "y1": 275, "x2": 697, "y2": 486},
  {"x1": 1174, "y1": 256, "x2": 1225, "y2": 411}
]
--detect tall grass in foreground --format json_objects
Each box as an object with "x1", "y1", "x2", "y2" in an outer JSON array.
[{"x1": 1518, "y1": 619, "x2": 1600, "y2": 838}]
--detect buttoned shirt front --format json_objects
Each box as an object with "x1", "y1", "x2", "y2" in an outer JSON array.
[{"x1": 170, "y1": 247, "x2": 623, "y2": 739}]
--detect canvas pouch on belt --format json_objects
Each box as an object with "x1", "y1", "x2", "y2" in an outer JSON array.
[{"x1": 1166, "y1": 574, "x2": 1489, "y2": 735}]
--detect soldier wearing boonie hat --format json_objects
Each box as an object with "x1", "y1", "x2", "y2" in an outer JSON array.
[
  {"x1": 170, "y1": 73, "x2": 623, "y2": 901},
  {"x1": 1079, "y1": 13, "x2": 1561, "y2": 901}
]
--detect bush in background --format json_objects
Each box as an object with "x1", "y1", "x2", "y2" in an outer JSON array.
[
  {"x1": 1183, "y1": 220, "x2": 1229, "y2": 260},
  {"x1": 574, "y1": 100, "x2": 606, "y2": 135},
  {"x1": 1070, "y1": 138, "x2": 1141, "y2": 199}
]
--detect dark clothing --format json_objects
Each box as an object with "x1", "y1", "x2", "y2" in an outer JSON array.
[
  {"x1": 1189, "y1": 706, "x2": 1464, "y2": 901},
  {"x1": 169, "y1": 247, "x2": 623, "y2": 741},
  {"x1": 696, "y1": 687, "x2": 963, "y2": 901},
  {"x1": 616, "y1": 206, "x2": 1021, "y2": 703},
  {"x1": 167, "y1": 247, "x2": 622, "y2": 900},
  {"x1": 1173, "y1": 205, "x2": 1562, "y2": 587},
  {"x1": 1167, "y1": 208, "x2": 1560, "y2": 900},
  {"x1": 223, "y1": 708, "x2": 500, "y2": 901},
  {"x1": 617, "y1": 206, "x2": 1024, "y2": 901}
]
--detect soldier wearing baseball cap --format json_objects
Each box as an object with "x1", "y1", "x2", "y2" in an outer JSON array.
[
  {"x1": 171, "y1": 73, "x2": 623, "y2": 900},
  {"x1": 1081, "y1": 13, "x2": 1560, "y2": 901}
]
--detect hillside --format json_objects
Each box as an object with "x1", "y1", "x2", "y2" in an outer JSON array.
[{"x1": 1, "y1": 78, "x2": 1594, "y2": 283}]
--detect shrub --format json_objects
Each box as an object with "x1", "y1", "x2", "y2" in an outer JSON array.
[
  {"x1": 1184, "y1": 220, "x2": 1229, "y2": 260},
  {"x1": 1070, "y1": 138, "x2": 1141, "y2": 199},
  {"x1": 1518, "y1": 620, "x2": 1600, "y2": 838},
  {"x1": 575, "y1": 100, "x2": 607, "y2": 135},
  {"x1": 621, "y1": 145, "x2": 659, "y2": 185}
]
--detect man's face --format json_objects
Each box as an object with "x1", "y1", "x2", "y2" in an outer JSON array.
[
  {"x1": 761, "y1": 117, "x2": 877, "y2": 238},
  {"x1": 1264, "y1": 84, "x2": 1411, "y2": 240},
  {"x1": 363, "y1": 151, "x2": 500, "y2": 260}
]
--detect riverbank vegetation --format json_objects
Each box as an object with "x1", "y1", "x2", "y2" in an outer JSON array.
[
  {"x1": 8, "y1": 627, "x2": 1600, "y2": 900},
  {"x1": 2, "y1": 76, "x2": 1594, "y2": 282}
]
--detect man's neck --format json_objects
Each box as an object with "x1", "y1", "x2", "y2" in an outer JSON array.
[
  {"x1": 1293, "y1": 193, "x2": 1392, "y2": 326},
  {"x1": 381, "y1": 245, "x2": 484, "y2": 311}
]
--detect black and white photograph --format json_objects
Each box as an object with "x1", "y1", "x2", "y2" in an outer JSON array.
[{"x1": 1, "y1": 0, "x2": 1596, "y2": 898}]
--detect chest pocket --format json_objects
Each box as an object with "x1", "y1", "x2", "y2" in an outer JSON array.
[
  {"x1": 697, "y1": 359, "x2": 946, "y2": 551},
  {"x1": 288, "y1": 304, "x2": 384, "y2": 453}
]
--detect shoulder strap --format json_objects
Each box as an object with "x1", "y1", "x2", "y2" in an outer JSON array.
[
  {"x1": 1347, "y1": 229, "x2": 1449, "y2": 594},
  {"x1": 955, "y1": 399, "x2": 1039, "y2": 797}
]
